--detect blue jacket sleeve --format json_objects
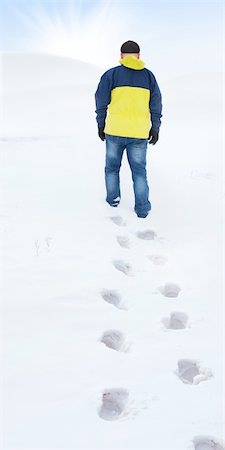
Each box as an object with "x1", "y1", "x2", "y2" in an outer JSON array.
[
  {"x1": 149, "y1": 72, "x2": 162, "y2": 132},
  {"x1": 95, "y1": 70, "x2": 113, "y2": 129}
]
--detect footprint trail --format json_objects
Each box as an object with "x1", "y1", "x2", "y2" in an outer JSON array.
[
  {"x1": 100, "y1": 330, "x2": 126, "y2": 352},
  {"x1": 98, "y1": 388, "x2": 129, "y2": 421},
  {"x1": 159, "y1": 282, "x2": 181, "y2": 298},
  {"x1": 101, "y1": 289, "x2": 125, "y2": 309},
  {"x1": 193, "y1": 436, "x2": 225, "y2": 450},
  {"x1": 136, "y1": 229, "x2": 157, "y2": 240},
  {"x1": 162, "y1": 312, "x2": 189, "y2": 329},
  {"x1": 116, "y1": 235, "x2": 130, "y2": 249},
  {"x1": 113, "y1": 259, "x2": 133, "y2": 276},
  {"x1": 110, "y1": 216, "x2": 126, "y2": 227}
]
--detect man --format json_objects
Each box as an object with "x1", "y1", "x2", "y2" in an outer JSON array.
[{"x1": 95, "y1": 40, "x2": 162, "y2": 218}]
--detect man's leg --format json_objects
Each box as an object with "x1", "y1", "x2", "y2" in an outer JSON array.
[
  {"x1": 126, "y1": 138, "x2": 151, "y2": 217},
  {"x1": 105, "y1": 134, "x2": 125, "y2": 207}
]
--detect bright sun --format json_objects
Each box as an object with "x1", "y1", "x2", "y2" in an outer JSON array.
[{"x1": 13, "y1": 1, "x2": 125, "y2": 68}]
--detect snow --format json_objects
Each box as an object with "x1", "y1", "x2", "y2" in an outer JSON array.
[{"x1": 0, "y1": 53, "x2": 224, "y2": 450}]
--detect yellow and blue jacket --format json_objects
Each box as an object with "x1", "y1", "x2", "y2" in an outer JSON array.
[{"x1": 95, "y1": 55, "x2": 162, "y2": 139}]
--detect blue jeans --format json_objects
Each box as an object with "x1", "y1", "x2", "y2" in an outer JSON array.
[{"x1": 105, "y1": 134, "x2": 151, "y2": 216}]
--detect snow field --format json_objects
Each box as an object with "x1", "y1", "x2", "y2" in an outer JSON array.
[{"x1": 0, "y1": 53, "x2": 224, "y2": 449}]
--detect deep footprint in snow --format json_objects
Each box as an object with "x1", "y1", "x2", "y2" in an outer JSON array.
[
  {"x1": 177, "y1": 359, "x2": 200, "y2": 384},
  {"x1": 148, "y1": 254, "x2": 168, "y2": 266},
  {"x1": 177, "y1": 359, "x2": 213, "y2": 385},
  {"x1": 110, "y1": 216, "x2": 126, "y2": 227},
  {"x1": 100, "y1": 330, "x2": 125, "y2": 351},
  {"x1": 101, "y1": 289, "x2": 124, "y2": 309},
  {"x1": 136, "y1": 229, "x2": 157, "y2": 240},
  {"x1": 116, "y1": 235, "x2": 130, "y2": 249},
  {"x1": 193, "y1": 436, "x2": 225, "y2": 450},
  {"x1": 159, "y1": 282, "x2": 181, "y2": 298},
  {"x1": 113, "y1": 259, "x2": 133, "y2": 276},
  {"x1": 163, "y1": 312, "x2": 189, "y2": 329},
  {"x1": 98, "y1": 388, "x2": 129, "y2": 421}
]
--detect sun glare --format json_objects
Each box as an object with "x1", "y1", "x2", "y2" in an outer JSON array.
[{"x1": 12, "y1": 1, "x2": 126, "y2": 68}]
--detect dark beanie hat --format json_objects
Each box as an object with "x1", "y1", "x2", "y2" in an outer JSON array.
[{"x1": 120, "y1": 40, "x2": 140, "y2": 54}]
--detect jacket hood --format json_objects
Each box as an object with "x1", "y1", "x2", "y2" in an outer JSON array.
[{"x1": 119, "y1": 54, "x2": 145, "y2": 70}]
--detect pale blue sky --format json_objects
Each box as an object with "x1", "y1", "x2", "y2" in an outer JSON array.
[{"x1": 0, "y1": 0, "x2": 223, "y2": 77}]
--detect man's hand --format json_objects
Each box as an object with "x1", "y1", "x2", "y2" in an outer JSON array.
[
  {"x1": 98, "y1": 128, "x2": 105, "y2": 141},
  {"x1": 148, "y1": 128, "x2": 159, "y2": 145}
]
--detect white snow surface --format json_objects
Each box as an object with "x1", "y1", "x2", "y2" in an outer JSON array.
[{"x1": 0, "y1": 53, "x2": 224, "y2": 450}]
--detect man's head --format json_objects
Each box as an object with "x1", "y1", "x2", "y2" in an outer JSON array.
[{"x1": 120, "y1": 40, "x2": 140, "y2": 59}]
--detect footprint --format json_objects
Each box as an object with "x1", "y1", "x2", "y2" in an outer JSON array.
[
  {"x1": 162, "y1": 312, "x2": 189, "y2": 329},
  {"x1": 136, "y1": 229, "x2": 157, "y2": 240},
  {"x1": 148, "y1": 254, "x2": 168, "y2": 266},
  {"x1": 110, "y1": 216, "x2": 126, "y2": 227},
  {"x1": 177, "y1": 359, "x2": 200, "y2": 384},
  {"x1": 113, "y1": 259, "x2": 133, "y2": 276},
  {"x1": 101, "y1": 289, "x2": 123, "y2": 309},
  {"x1": 116, "y1": 235, "x2": 130, "y2": 249},
  {"x1": 98, "y1": 388, "x2": 129, "y2": 421},
  {"x1": 159, "y1": 282, "x2": 181, "y2": 298},
  {"x1": 193, "y1": 436, "x2": 225, "y2": 450},
  {"x1": 100, "y1": 330, "x2": 126, "y2": 351},
  {"x1": 177, "y1": 359, "x2": 213, "y2": 385}
]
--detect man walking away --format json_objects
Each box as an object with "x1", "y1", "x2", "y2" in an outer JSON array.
[{"x1": 95, "y1": 40, "x2": 162, "y2": 218}]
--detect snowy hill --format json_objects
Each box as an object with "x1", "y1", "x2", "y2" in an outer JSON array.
[
  {"x1": 0, "y1": 53, "x2": 224, "y2": 450},
  {"x1": 0, "y1": 52, "x2": 101, "y2": 137},
  {"x1": 1, "y1": 52, "x2": 101, "y2": 93}
]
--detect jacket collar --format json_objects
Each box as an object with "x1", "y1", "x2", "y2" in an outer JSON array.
[{"x1": 119, "y1": 54, "x2": 145, "y2": 70}]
